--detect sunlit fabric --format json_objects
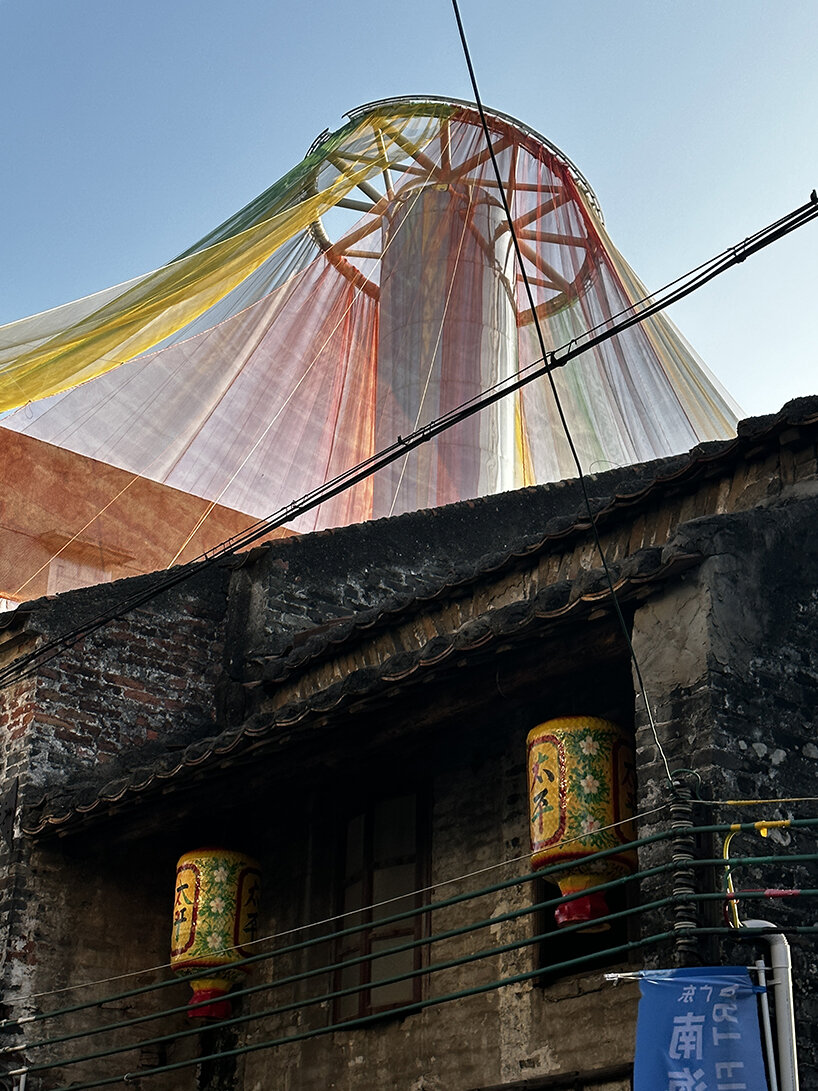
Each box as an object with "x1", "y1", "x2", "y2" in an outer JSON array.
[{"x1": 1, "y1": 97, "x2": 740, "y2": 535}]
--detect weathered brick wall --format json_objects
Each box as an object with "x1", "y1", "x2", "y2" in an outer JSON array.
[
  {"x1": 0, "y1": 662, "x2": 41, "y2": 1017},
  {"x1": 632, "y1": 494, "x2": 818, "y2": 1083},
  {"x1": 0, "y1": 563, "x2": 231, "y2": 1085},
  {"x1": 6, "y1": 564, "x2": 231, "y2": 816},
  {"x1": 0, "y1": 837, "x2": 195, "y2": 1091},
  {"x1": 231, "y1": 709, "x2": 639, "y2": 1091}
]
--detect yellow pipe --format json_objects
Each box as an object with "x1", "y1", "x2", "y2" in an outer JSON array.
[{"x1": 723, "y1": 820, "x2": 790, "y2": 928}]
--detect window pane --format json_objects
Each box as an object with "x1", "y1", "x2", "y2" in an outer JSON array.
[
  {"x1": 372, "y1": 863, "x2": 417, "y2": 921},
  {"x1": 334, "y1": 792, "x2": 425, "y2": 1021},
  {"x1": 369, "y1": 938, "x2": 416, "y2": 1008},
  {"x1": 373, "y1": 795, "x2": 416, "y2": 864}
]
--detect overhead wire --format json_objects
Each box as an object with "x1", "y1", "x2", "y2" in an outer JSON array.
[
  {"x1": 6, "y1": 812, "x2": 811, "y2": 1062},
  {"x1": 1, "y1": 189, "x2": 817, "y2": 695},
  {"x1": 5, "y1": 816, "x2": 818, "y2": 1085},
  {"x1": 8, "y1": 815, "x2": 815, "y2": 1067},
  {"x1": 26, "y1": 922, "x2": 818, "y2": 1091},
  {"x1": 450, "y1": 0, "x2": 661, "y2": 785},
  {"x1": 10, "y1": 802, "x2": 670, "y2": 1008},
  {"x1": 8, "y1": 18, "x2": 805, "y2": 695},
  {"x1": 449, "y1": 3, "x2": 815, "y2": 786}
]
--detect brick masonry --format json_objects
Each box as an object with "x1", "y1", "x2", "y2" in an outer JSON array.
[{"x1": 2, "y1": 403, "x2": 818, "y2": 1087}]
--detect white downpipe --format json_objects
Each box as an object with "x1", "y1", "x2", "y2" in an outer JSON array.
[
  {"x1": 755, "y1": 958, "x2": 779, "y2": 1091},
  {"x1": 743, "y1": 921, "x2": 799, "y2": 1091}
]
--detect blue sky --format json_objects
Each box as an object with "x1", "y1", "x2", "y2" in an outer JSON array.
[{"x1": 1, "y1": 0, "x2": 816, "y2": 417}]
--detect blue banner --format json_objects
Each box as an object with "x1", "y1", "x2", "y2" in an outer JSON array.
[{"x1": 634, "y1": 967, "x2": 769, "y2": 1091}]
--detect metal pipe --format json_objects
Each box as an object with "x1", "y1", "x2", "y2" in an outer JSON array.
[
  {"x1": 4, "y1": 837, "x2": 816, "y2": 1036},
  {"x1": 743, "y1": 921, "x2": 798, "y2": 1091},
  {"x1": 755, "y1": 958, "x2": 779, "y2": 1091}
]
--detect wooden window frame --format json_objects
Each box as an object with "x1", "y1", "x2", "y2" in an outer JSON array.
[
  {"x1": 532, "y1": 872, "x2": 638, "y2": 986},
  {"x1": 333, "y1": 788, "x2": 430, "y2": 1021}
]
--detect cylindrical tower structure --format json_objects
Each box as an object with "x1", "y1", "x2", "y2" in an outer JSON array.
[
  {"x1": 0, "y1": 96, "x2": 743, "y2": 540},
  {"x1": 376, "y1": 182, "x2": 518, "y2": 515}
]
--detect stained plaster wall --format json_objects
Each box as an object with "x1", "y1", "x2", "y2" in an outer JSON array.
[
  {"x1": 220, "y1": 692, "x2": 639, "y2": 1091},
  {"x1": 0, "y1": 565, "x2": 230, "y2": 1088},
  {"x1": 632, "y1": 494, "x2": 818, "y2": 1084},
  {"x1": 2, "y1": 692, "x2": 639, "y2": 1091}
]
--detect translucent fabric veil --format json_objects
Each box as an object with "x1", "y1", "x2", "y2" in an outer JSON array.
[{"x1": 1, "y1": 98, "x2": 740, "y2": 547}]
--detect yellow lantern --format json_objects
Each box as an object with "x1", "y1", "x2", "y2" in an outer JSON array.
[
  {"x1": 526, "y1": 716, "x2": 636, "y2": 929},
  {"x1": 170, "y1": 848, "x2": 261, "y2": 1018}
]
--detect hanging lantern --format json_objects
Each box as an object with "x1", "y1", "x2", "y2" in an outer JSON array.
[
  {"x1": 170, "y1": 848, "x2": 261, "y2": 1019},
  {"x1": 526, "y1": 716, "x2": 636, "y2": 930}
]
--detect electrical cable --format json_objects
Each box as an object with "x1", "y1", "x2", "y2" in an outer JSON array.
[
  {"x1": 1, "y1": 191, "x2": 815, "y2": 695},
  {"x1": 447, "y1": 5, "x2": 818, "y2": 792},
  {"x1": 6, "y1": 816, "x2": 816, "y2": 1054},
  {"x1": 9, "y1": 872, "x2": 660, "y2": 1069},
  {"x1": 21, "y1": 875, "x2": 812, "y2": 1077},
  {"x1": 11, "y1": 842, "x2": 818, "y2": 1067},
  {"x1": 450, "y1": 0, "x2": 675, "y2": 776},
  {"x1": 5, "y1": 819, "x2": 816, "y2": 1084},
  {"x1": 22, "y1": 920, "x2": 818, "y2": 1090},
  {"x1": 12, "y1": 804, "x2": 669, "y2": 1007}
]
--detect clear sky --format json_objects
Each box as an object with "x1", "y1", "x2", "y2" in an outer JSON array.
[{"x1": 1, "y1": 0, "x2": 816, "y2": 418}]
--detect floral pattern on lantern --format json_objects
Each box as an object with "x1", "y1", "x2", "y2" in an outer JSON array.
[
  {"x1": 170, "y1": 848, "x2": 261, "y2": 1019},
  {"x1": 527, "y1": 716, "x2": 636, "y2": 930}
]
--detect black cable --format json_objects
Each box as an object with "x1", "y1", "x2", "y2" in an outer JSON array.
[
  {"x1": 14, "y1": 862, "x2": 818, "y2": 1077},
  {"x1": 5, "y1": 816, "x2": 816, "y2": 1082},
  {"x1": 1, "y1": 191, "x2": 816, "y2": 694},
  {"x1": 452, "y1": 0, "x2": 662, "y2": 783},
  {"x1": 25, "y1": 919, "x2": 818, "y2": 1089},
  {"x1": 449, "y1": 6, "x2": 813, "y2": 781}
]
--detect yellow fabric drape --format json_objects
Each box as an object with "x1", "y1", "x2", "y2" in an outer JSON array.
[{"x1": 0, "y1": 109, "x2": 446, "y2": 413}]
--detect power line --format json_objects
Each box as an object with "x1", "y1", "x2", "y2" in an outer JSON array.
[
  {"x1": 1, "y1": 188, "x2": 816, "y2": 695},
  {"x1": 8, "y1": 824, "x2": 818, "y2": 1087},
  {"x1": 449, "y1": 0, "x2": 675, "y2": 781},
  {"x1": 8, "y1": 804, "x2": 669, "y2": 1011},
  {"x1": 8, "y1": 815, "x2": 816, "y2": 1043},
  {"x1": 7, "y1": 816, "x2": 815, "y2": 1050}
]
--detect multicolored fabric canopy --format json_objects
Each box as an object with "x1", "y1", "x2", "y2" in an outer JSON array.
[{"x1": 0, "y1": 97, "x2": 740, "y2": 536}]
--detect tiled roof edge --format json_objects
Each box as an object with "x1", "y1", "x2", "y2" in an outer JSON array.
[
  {"x1": 23, "y1": 544, "x2": 700, "y2": 837},
  {"x1": 250, "y1": 397, "x2": 818, "y2": 684}
]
